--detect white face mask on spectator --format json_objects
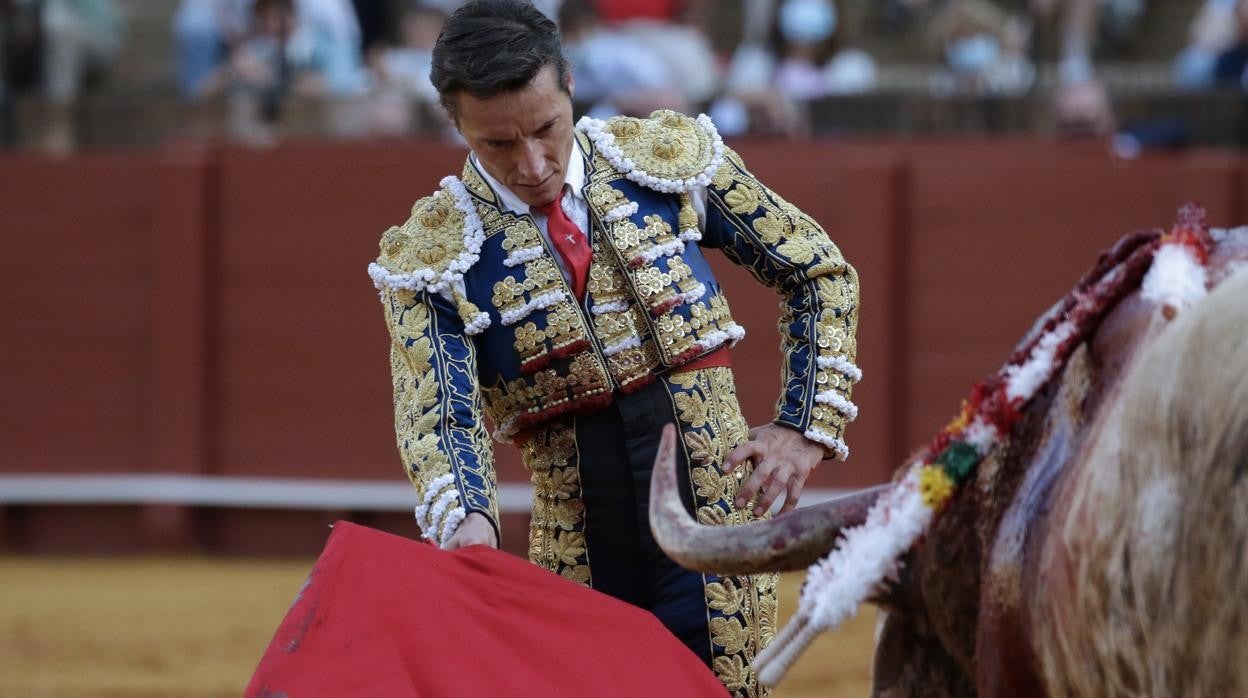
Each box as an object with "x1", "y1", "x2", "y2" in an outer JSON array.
[
  {"x1": 945, "y1": 33, "x2": 1000, "y2": 75},
  {"x1": 779, "y1": 0, "x2": 837, "y2": 45}
]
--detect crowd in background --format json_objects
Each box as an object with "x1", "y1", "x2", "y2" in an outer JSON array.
[{"x1": 2, "y1": 0, "x2": 1248, "y2": 152}]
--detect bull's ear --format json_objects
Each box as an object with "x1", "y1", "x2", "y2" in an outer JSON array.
[{"x1": 872, "y1": 610, "x2": 913, "y2": 695}]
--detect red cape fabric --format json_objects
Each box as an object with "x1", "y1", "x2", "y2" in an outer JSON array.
[{"x1": 247, "y1": 521, "x2": 726, "y2": 697}]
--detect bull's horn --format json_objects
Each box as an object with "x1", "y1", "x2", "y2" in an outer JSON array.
[{"x1": 649, "y1": 424, "x2": 885, "y2": 575}]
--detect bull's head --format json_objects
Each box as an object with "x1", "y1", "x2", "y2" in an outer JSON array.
[{"x1": 651, "y1": 211, "x2": 1248, "y2": 697}]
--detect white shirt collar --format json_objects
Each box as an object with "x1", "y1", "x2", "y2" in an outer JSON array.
[{"x1": 471, "y1": 139, "x2": 585, "y2": 216}]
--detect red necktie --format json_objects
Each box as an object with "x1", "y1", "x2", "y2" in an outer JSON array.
[{"x1": 534, "y1": 194, "x2": 592, "y2": 299}]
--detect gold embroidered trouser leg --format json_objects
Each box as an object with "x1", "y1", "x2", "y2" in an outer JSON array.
[
  {"x1": 522, "y1": 368, "x2": 776, "y2": 697},
  {"x1": 662, "y1": 367, "x2": 776, "y2": 698}
]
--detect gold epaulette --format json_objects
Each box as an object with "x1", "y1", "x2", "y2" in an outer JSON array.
[
  {"x1": 368, "y1": 177, "x2": 491, "y2": 334},
  {"x1": 375, "y1": 188, "x2": 467, "y2": 285},
  {"x1": 578, "y1": 110, "x2": 725, "y2": 194}
]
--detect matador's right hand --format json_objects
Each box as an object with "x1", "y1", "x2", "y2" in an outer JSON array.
[{"x1": 442, "y1": 512, "x2": 498, "y2": 550}]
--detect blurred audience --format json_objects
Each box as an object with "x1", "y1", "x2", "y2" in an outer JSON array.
[
  {"x1": 174, "y1": 0, "x2": 249, "y2": 100},
  {"x1": 929, "y1": 0, "x2": 1034, "y2": 95},
  {"x1": 1, "y1": 0, "x2": 45, "y2": 146},
  {"x1": 4, "y1": 0, "x2": 123, "y2": 154},
  {"x1": 1174, "y1": 0, "x2": 1248, "y2": 90},
  {"x1": 560, "y1": 0, "x2": 690, "y2": 119},
  {"x1": 909, "y1": 0, "x2": 1114, "y2": 134},
  {"x1": 592, "y1": 0, "x2": 722, "y2": 108},
  {"x1": 186, "y1": 0, "x2": 370, "y2": 143},
  {"x1": 1038, "y1": 0, "x2": 1115, "y2": 136},
  {"x1": 716, "y1": 0, "x2": 875, "y2": 136},
  {"x1": 365, "y1": 2, "x2": 447, "y2": 135},
  {"x1": 9, "y1": 0, "x2": 1248, "y2": 150},
  {"x1": 772, "y1": 0, "x2": 876, "y2": 99}
]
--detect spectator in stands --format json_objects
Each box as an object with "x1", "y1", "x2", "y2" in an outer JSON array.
[
  {"x1": 1, "y1": 0, "x2": 45, "y2": 146},
  {"x1": 194, "y1": 0, "x2": 371, "y2": 143},
  {"x1": 906, "y1": 0, "x2": 1114, "y2": 135},
  {"x1": 1173, "y1": 0, "x2": 1242, "y2": 90},
  {"x1": 294, "y1": 0, "x2": 369, "y2": 97},
  {"x1": 365, "y1": 2, "x2": 447, "y2": 135},
  {"x1": 174, "y1": 0, "x2": 251, "y2": 101},
  {"x1": 1035, "y1": 0, "x2": 1115, "y2": 135},
  {"x1": 1210, "y1": 0, "x2": 1248, "y2": 89},
  {"x1": 590, "y1": 0, "x2": 721, "y2": 107},
  {"x1": 772, "y1": 0, "x2": 875, "y2": 99},
  {"x1": 38, "y1": 0, "x2": 123, "y2": 154},
  {"x1": 930, "y1": 0, "x2": 1034, "y2": 95},
  {"x1": 559, "y1": 0, "x2": 690, "y2": 119},
  {"x1": 715, "y1": 0, "x2": 874, "y2": 136}
]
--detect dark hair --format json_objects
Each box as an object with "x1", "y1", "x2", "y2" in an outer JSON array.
[{"x1": 430, "y1": 0, "x2": 570, "y2": 116}]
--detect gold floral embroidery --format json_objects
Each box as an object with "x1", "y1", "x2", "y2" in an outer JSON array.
[
  {"x1": 377, "y1": 191, "x2": 466, "y2": 278},
  {"x1": 384, "y1": 290, "x2": 498, "y2": 531},
  {"x1": 460, "y1": 160, "x2": 496, "y2": 206},
  {"x1": 706, "y1": 578, "x2": 745, "y2": 615},
  {"x1": 710, "y1": 617, "x2": 749, "y2": 655},
  {"x1": 525, "y1": 421, "x2": 592, "y2": 585},
  {"x1": 723, "y1": 184, "x2": 761, "y2": 216},
  {"x1": 661, "y1": 367, "x2": 775, "y2": 697},
  {"x1": 707, "y1": 145, "x2": 859, "y2": 461},
  {"x1": 775, "y1": 236, "x2": 821, "y2": 265},
  {"x1": 605, "y1": 110, "x2": 717, "y2": 182},
  {"x1": 673, "y1": 390, "x2": 711, "y2": 429},
  {"x1": 714, "y1": 655, "x2": 751, "y2": 693}
]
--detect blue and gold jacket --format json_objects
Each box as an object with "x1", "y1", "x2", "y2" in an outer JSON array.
[{"x1": 370, "y1": 111, "x2": 861, "y2": 544}]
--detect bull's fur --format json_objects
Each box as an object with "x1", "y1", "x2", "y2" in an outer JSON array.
[{"x1": 1034, "y1": 269, "x2": 1248, "y2": 697}]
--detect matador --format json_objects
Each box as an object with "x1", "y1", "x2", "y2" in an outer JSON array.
[{"x1": 368, "y1": 3, "x2": 860, "y2": 694}]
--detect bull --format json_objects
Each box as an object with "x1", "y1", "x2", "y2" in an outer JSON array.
[{"x1": 650, "y1": 209, "x2": 1248, "y2": 697}]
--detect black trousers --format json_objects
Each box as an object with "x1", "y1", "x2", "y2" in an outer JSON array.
[{"x1": 572, "y1": 377, "x2": 713, "y2": 665}]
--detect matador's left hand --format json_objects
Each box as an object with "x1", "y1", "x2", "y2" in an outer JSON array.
[{"x1": 724, "y1": 424, "x2": 825, "y2": 516}]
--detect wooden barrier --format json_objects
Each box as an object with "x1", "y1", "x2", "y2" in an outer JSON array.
[{"x1": 1, "y1": 139, "x2": 1243, "y2": 554}]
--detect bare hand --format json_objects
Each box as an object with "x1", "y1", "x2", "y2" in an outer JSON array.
[
  {"x1": 724, "y1": 424, "x2": 825, "y2": 516},
  {"x1": 1056, "y1": 79, "x2": 1113, "y2": 137},
  {"x1": 441, "y1": 512, "x2": 498, "y2": 550}
]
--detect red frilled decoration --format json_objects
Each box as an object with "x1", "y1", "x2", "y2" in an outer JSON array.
[{"x1": 246, "y1": 522, "x2": 726, "y2": 698}]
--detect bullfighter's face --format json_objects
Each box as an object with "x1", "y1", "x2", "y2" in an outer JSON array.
[{"x1": 453, "y1": 65, "x2": 576, "y2": 209}]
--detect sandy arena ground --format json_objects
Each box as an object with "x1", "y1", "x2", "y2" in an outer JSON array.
[{"x1": 1, "y1": 557, "x2": 874, "y2": 697}]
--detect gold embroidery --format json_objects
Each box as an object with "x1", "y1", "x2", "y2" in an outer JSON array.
[
  {"x1": 710, "y1": 617, "x2": 749, "y2": 655},
  {"x1": 388, "y1": 302, "x2": 451, "y2": 486},
  {"x1": 460, "y1": 159, "x2": 496, "y2": 206},
  {"x1": 512, "y1": 322, "x2": 546, "y2": 362},
  {"x1": 714, "y1": 655, "x2": 751, "y2": 693},
  {"x1": 724, "y1": 184, "x2": 761, "y2": 216},
  {"x1": 706, "y1": 578, "x2": 745, "y2": 615},
  {"x1": 500, "y1": 219, "x2": 543, "y2": 254},
  {"x1": 605, "y1": 110, "x2": 717, "y2": 183},
  {"x1": 587, "y1": 181, "x2": 630, "y2": 212},
  {"x1": 708, "y1": 145, "x2": 859, "y2": 460},
  {"x1": 608, "y1": 219, "x2": 645, "y2": 260},
  {"x1": 662, "y1": 367, "x2": 775, "y2": 697},
  {"x1": 384, "y1": 290, "x2": 498, "y2": 531},
  {"x1": 751, "y1": 210, "x2": 788, "y2": 245},
  {"x1": 377, "y1": 191, "x2": 465, "y2": 277},
  {"x1": 775, "y1": 236, "x2": 820, "y2": 265},
  {"x1": 608, "y1": 117, "x2": 643, "y2": 140},
  {"x1": 525, "y1": 421, "x2": 592, "y2": 585},
  {"x1": 643, "y1": 213, "x2": 675, "y2": 243},
  {"x1": 493, "y1": 276, "x2": 527, "y2": 312}
]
